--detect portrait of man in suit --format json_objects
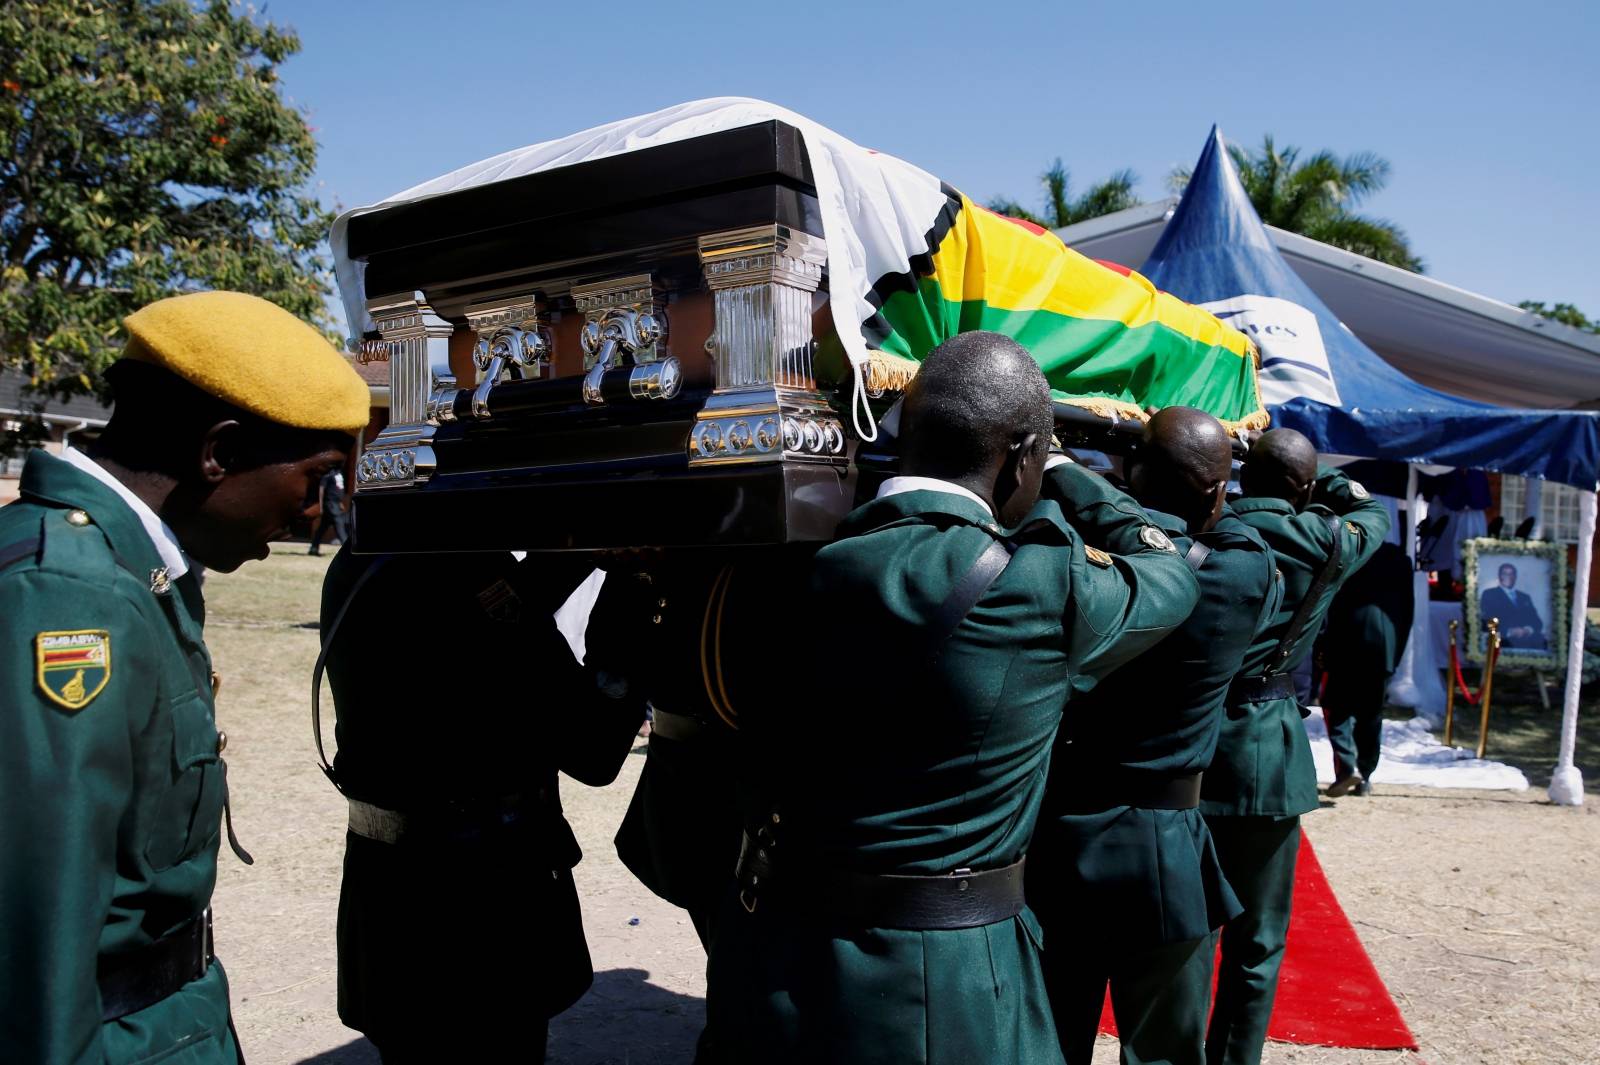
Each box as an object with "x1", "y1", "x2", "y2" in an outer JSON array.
[{"x1": 1478, "y1": 560, "x2": 1548, "y2": 650}]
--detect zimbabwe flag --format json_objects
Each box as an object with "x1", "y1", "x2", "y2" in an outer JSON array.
[{"x1": 856, "y1": 184, "x2": 1265, "y2": 430}]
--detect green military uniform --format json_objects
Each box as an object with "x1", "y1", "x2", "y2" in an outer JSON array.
[
  {"x1": 1320, "y1": 540, "x2": 1414, "y2": 784},
  {"x1": 706, "y1": 461, "x2": 1200, "y2": 1065},
  {"x1": 321, "y1": 547, "x2": 648, "y2": 1062},
  {"x1": 1031, "y1": 504, "x2": 1280, "y2": 1065},
  {"x1": 0, "y1": 451, "x2": 241, "y2": 1064},
  {"x1": 1204, "y1": 466, "x2": 1389, "y2": 1065}
]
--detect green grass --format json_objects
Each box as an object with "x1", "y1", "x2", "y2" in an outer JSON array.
[
  {"x1": 1430, "y1": 668, "x2": 1600, "y2": 789},
  {"x1": 203, "y1": 543, "x2": 331, "y2": 626}
]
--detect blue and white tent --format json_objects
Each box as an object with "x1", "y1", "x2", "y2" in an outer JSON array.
[
  {"x1": 1140, "y1": 127, "x2": 1600, "y2": 492},
  {"x1": 1139, "y1": 129, "x2": 1596, "y2": 805}
]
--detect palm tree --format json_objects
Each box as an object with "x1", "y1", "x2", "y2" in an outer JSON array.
[
  {"x1": 1171, "y1": 136, "x2": 1423, "y2": 271},
  {"x1": 1518, "y1": 301, "x2": 1599, "y2": 334},
  {"x1": 987, "y1": 158, "x2": 1141, "y2": 228}
]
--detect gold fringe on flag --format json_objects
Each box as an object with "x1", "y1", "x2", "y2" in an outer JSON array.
[{"x1": 860, "y1": 346, "x2": 1272, "y2": 433}]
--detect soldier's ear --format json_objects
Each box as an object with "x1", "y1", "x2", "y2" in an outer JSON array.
[
  {"x1": 197, "y1": 420, "x2": 242, "y2": 484},
  {"x1": 1012, "y1": 432, "x2": 1041, "y2": 483}
]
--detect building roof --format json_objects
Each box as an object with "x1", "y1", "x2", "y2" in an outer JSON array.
[
  {"x1": 0, "y1": 375, "x2": 113, "y2": 425},
  {"x1": 1055, "y1": 201, "x2": 1600, "y2": 410}
]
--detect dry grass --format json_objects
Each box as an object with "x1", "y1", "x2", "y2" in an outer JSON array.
[{"x1": 205, "y1": 548, "x2": 1600, "y2": 1064}]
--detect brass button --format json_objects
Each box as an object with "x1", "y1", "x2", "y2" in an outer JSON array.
[
  {"x1": 657, "y1": 598, "x2": 668, "y2": 609},
  {"x1": 65, "y1": 509, "x2": 91, "y2": 527},
  {"x1": 216, "y1": 730, "x2": 228, "y2": 754},
  {"x1": 211, "y1": 671, "x2": 223, "y2": 697},
  {"x1": 651, "y1": 614, "x2": 663, "y2": 625}
]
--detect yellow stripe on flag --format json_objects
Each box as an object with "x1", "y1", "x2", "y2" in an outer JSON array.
[{"x1": 928, "y1": 196, "x2": 1254, "y2": 360}]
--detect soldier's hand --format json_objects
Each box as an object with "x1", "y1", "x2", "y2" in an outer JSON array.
[{"x1": 582, "y1": 566, "x2": 662, "y2": 694}]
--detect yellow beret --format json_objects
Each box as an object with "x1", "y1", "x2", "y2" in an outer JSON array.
[{"x1": 121, "y1": 291, "x2": 369, "y2": 435}]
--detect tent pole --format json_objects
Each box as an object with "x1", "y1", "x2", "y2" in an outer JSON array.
[
  {"x1": 1550, "y1": 488, "x2": 1595, "y2": 806},
  {"x1": 1406, "y1": 465, "x2": 1420, "y2": 551}
]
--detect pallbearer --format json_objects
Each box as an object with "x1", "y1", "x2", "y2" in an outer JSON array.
[
  {"x1": 1030, "y1": 407, "x2": 1281, "y2": 1065},
  {"x1": 1205, "y1": 429, "x2": 1390, "y2": 1065},
  {"x1": 0, "y1": 292, "x2": 367, "y2": 1063},
  {"x1": 319, "y1": 549, "x2": 657, "y2": 1063},
  {"x1": 707, "y1": 332, "x2": 1200, "y2": 1065}
]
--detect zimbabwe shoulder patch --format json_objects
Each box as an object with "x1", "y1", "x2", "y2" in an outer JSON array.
[
  {"x1": 1085, "y1": 546, "x2": 1114, "y2": 568},
  {"x1": 36, "y1": 630, "x2": 111, "y2": 711}
]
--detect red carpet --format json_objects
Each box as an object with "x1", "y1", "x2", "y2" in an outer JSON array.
[{"x1": 1099, "y1": 830, "x2": 1417, "y2": 1050}]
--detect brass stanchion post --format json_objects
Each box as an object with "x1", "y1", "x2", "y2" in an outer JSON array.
[
  {"x1": 1477, "y1": 617, "x2": 1503, "y2": 760},
  {"x1": 1444, "y1": 618, "x2": 1459, "y2": 747}
]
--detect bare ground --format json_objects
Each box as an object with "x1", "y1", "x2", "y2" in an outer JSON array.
[{"x1": 207, "y1": 548, "x2": 1600, "y2": 1064}]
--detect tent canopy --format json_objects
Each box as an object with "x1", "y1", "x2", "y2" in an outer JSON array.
[
  {"x1": 1053, "y1": 204, "x2": 1600, "y2": 412},
  {"x1": 1131, "y1": 126, "x2": 1600, "y2": 490}
]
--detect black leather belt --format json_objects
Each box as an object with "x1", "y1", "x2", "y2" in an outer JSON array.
[
  {"x1": 649, "y1": 708, "x2": 707, "y2": 742},
  {"x1": 1053, "y1": 771, "x2": 1203, "y2": 814},
  {"x1": 98, "y1": 909, "x2": 212, "y2": 1022},
  {"x1": 346, "y1": 793, "x2": 539, "y2": 846},
  {"x1": 1229, "y1": 673, "x2": 1297, "y2": 705},
  {"x1": 778, "y1": 857, "x2": 1027, "y2": 931}
]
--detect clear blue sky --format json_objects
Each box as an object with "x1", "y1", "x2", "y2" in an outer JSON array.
[{"x1": 266, "y1": 0, "x2": 1598, "y2": 318}]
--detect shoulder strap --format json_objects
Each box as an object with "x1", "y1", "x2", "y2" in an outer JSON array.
[
  {"x1": 927, "y1": 537, "x2": 1012, "y2": 665},
  {"x1": 0, "y1": 536, "x2": 40, "y2": 573},
  {"x1": 311, "y1": 558, "x2": 390, "y2": 791},
  {"x1": 1183, "y1": 539, "x2": 1212, "y2": 572},
  {"x1": 1266, "y1": 513, "x2": 1343, "y2": 674},
  {"x1": 925, "y1": 517, "x2": 1059, "y2": 665}
]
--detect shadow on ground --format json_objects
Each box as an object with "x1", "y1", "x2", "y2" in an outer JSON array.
[
  {"x1": 1412, "y1": 668, "x2": 1600, "y2": 789},
  {"x1": 549, "y1": 967, "x2": 705, "y2": 1064},
  {"x1": 290, "y1": 970, "x2": 701, "y2": 1064},
  {"x1": 295, "y1": 1038, "x2": 379, "y2": 1064}
]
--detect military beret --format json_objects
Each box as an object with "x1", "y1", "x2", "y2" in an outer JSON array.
[{"x1": 121, "y1": 291, "x2": 369, "y2": 435}]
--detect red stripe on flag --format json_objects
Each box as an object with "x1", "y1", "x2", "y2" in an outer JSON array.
[{"x1": 975, "y1": 203, "x2": 1049, "y2": 236}]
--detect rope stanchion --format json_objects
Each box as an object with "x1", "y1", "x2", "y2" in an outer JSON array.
[
  {"x1": 1444, "y1": 615, "x2": 1502, "y2": 755},
  {"x1": 1477, "y1": 619, "x2": 1504, "y2": 760},
  {"x1": 1444, "y1": 619, "x2": 1460, "y2": 747}
]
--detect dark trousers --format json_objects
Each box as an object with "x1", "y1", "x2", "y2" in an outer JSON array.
[
  {"x1": 1203, "y1": 816, "x2": 1301, "y2": 1065},
  {"x1": 310, "y1": 508, "x2": 349, "y2": 553},
  {"x1": 1044, "y1": 932, "x2": 1216, "y2": 1065},
  {"x1": 1322, "y1": 669, "x2": 1389, "y2": 781}
]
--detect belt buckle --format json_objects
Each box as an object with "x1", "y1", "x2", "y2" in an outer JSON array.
[{"x1": 200, "y1": 906, "x2": 213, "y2": 974}]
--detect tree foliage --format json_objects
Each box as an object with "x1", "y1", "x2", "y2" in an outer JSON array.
[
  {"x1": 0, "y1": 0, "x2": 335, "y2": 449},
  {"x1": 1171, "y1": 135, "x2": 1423, "y2": 272},
  {"x1": 1518, "y1": 301, "x2": 1600, "y2": 334},
  {"x1": 987, "y1": 158, "x2": 1141, "y2": 229}
]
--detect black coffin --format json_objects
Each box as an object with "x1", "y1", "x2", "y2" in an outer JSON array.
[{"x1": 343, "y1": 121, "x2": 859, "y2": 554}]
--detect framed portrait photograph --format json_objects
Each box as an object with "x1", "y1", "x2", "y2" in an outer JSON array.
[{"x1": 1462, "y1": 537, "x2": 1569, "y2": 668}]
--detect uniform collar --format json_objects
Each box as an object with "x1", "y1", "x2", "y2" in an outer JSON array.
[
  {"x1": 841, "y1": 485, "x2": 1072, "y2": 544},
  {"x1": 1228, "y1": 494, "x2": 1297, "y2": 517},
  {"x1": 875, "y1": 476, "x2": 994, "y2": 518},
  {"x1": 55, "y1": 448, "x2": 190, "y2": 578}
]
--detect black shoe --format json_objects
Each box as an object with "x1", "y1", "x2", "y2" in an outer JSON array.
[
  {"x1": 1327, "y1": 771, "x2": 1363, "y2": 797},
  {"x1": 308, "y1": 549, "x2": 320, "y2": 556},
  {"x1": 1353, "y1": 780, "x2": 1373, "y2": 797}
]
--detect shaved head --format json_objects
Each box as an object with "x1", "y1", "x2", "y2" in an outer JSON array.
[
  {"x1": 901, "y1": 331, "x2": 1053, "y2": 525},
  {"x1": 1127, "y1": 406, "x2": 1234, "y2": 533},
  {"x1": 1240, "y1": 428, "x2": 1319, "y2": 507}
]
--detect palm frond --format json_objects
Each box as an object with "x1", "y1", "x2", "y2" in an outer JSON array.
[
  {"x1": 1042, "y1": 159, "x2": 1072, "y2": 228},
  {"x1": 984, "y1": 197, "x2": 1047, "y2": 226},
  {"x1": 1305, "y1": 213, "x2": 1423, "y2": 272},
  {"x1": 1067, "y1": 169, "x2": 1140, "y2": 225}
]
